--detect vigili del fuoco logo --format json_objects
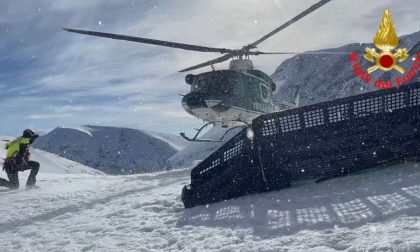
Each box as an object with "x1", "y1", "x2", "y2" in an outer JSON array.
[{"x1": 349, "y1": 10, "x2": 420, "y2": 89}]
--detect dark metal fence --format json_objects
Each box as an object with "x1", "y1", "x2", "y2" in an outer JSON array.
[
  {"x1": 183, "y1": 129, "x2": 265, "y2": 207},
  {"x1": 182, "y1": 82, "x2": 420, "y2": 208},
  {"x1": 252, "y1": 82, "x2": 420, "y2": 184},
  {"x1": 189, "y1": 129, "x2": 251, "y2": 187}
]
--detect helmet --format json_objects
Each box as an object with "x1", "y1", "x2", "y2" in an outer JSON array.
[{"x1": 23, "y1": 129, "x2": 36, "y2": 138}]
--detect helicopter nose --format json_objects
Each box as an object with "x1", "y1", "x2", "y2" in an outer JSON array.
[{"x1": 182, "y1": 92, "x2": 208, "y2": 112}]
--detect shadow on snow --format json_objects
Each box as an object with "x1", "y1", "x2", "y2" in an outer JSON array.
[{"x1": 177, "y1": 163, "x2": 420, "y2": 237}]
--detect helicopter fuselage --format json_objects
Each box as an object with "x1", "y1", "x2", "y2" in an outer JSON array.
[
  {"x1": 182, "y1": 69, "x2": 294, "y2": 126},
  {"x1": 63, "y1": 0, "x2": 332, "y2": 140}
]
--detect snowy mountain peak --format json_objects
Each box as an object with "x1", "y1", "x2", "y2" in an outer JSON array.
[
  {"x1": 272, "y1": 30, "x2": 420, "y2": 106},
  {"x1": 33, "y1": 126, "x2": 183, "y2": 174}
]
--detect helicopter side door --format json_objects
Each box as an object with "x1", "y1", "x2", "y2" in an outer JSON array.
[
  {"x1": 244, "y1": 75, "x2": 273, "y2": 113},
  {"x1": 228, "y1": 73, "x2": 260, "y2": 113},
  {"x1": 255, "y1": 83, "x2": 273, "y2": 113}
]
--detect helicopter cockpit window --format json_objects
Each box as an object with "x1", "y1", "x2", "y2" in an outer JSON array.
[
  {"x1": 260, "y1": 85, "x2": 269, "y2": 101},
  {"x1": 190, "y1": 73, "x2": 234, "y2": 96},
  {"x1": 233, "y1": 78, "x2": 245, "y2": 98},
  {"x1": 199, "y1": 79, "x2": 207, "y2": 90},
  {"x1": 214, "y1": 74, "x2": 231, "y2": 95},
  {"x1": 191, "y1": 78, "x2": 207, "y2": 91}
]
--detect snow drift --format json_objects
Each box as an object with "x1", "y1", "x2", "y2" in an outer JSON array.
[{"x1": 0, "y1": 144, "x2": 419, "y2": 251}]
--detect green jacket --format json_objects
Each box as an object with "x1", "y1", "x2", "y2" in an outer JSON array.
[{"x1": 5, "y1": 137, "x2": 33, "y2": 160}]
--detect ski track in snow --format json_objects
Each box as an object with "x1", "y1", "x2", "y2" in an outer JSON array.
[{"x1": 0, "y1": 160, "x2": 419, "y2": 251}]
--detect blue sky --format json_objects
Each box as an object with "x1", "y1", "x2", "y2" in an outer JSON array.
[{"x1": 1, "y1": 0, "x2": 419, "y2": 137}]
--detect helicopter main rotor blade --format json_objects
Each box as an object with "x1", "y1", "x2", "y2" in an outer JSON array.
[
  {"x1": 179, "y1": 54, "x2": 232, "y2": 72},
  {"x1": 247, "y1": 0, "x2": 332, "y2": 49},
  {"x1": 63, "y1": 28, "x2": 233, "y2": 54},
  {"x1": 253, "y1": 51, "x2": 351, "y2": 55}
]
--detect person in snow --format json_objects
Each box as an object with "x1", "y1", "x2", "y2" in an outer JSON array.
[{"x1": 0, "y1": 129, "x2": 40, "y2": 190}]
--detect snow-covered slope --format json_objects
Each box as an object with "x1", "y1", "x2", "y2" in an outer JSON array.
[
  {"x1": 272, "y1": 30, "x2": 420, "y2": 106},
  {"x1": 33, "y1": 126, "x2": 182, "y2": 174},
  {"x1": 0, "y1": 155, "x2": 419, "y2": 251},
  {"x1": 146, "y1": 131, "x2": 189, "y2": 151},
  {"x1": 0, "y1": 136, "x2": 102, "y2": 175}
]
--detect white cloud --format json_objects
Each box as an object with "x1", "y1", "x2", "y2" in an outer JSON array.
[
  {"x1": 27, "y1": 113, "x2": 72, "y2": 120},
  {"x1": 52, "y1": 105, "x2": 89, "y2": 113}
]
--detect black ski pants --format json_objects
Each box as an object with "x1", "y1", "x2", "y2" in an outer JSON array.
[{"x1": 0, "y1": 160, "x2": 40, "y2": 189}]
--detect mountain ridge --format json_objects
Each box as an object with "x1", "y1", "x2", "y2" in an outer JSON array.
[
  {"x1": 272, "y1": 30, "x2": 420, "y2": 106},
  {"x1": 33, "y1": 125, "x2": 185, "y2": 175}
]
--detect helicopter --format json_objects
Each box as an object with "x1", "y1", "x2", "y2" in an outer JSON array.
[{"x1": 64, "y1": 0, "x2": 341, "y2": 142}]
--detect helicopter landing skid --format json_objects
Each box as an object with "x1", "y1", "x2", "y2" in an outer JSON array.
[
  {"x1": 181, "y1": 81, "x2": 420, "y2": 208},
  {"x1": 179, "y1": 133, "x2": 222, "y2": 142},
  {"x1": 180, "y1": 123, "x2": 223, "y2": 142}
]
